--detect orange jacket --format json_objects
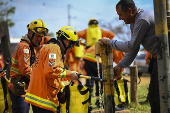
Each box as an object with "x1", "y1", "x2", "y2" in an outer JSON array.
[
  {"x1": 35, "y1": 36, "x2": 51, "y2": 53},
  {"x1": 112, "y1": 49, "x2": 125, "y2": 73},
  {"x1": 145, "y1": 51, "x2": 152, "y2": 64},
  {"x1": 0, "y1": 60, "x2": 4, "y2": 69},
  {"x1": 65, "y1": 48, "x2": 80, "y2": 72},
  {"x1": 25, "y1": 43, "x2": 72, "y2": 113},
  {"x1": 112, "y1": 49, "x2": 125, "y2": 64},
  {"x1": 8, "y1": 35, "x2": 33, "y2": 92},
  {"x1": 77, "y1": 29, "x2": 115, "y2": 62}
]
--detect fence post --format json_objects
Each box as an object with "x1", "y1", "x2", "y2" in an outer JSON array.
[{"x1": 130, "y1": 65, "x2": 138, "y2": 105}]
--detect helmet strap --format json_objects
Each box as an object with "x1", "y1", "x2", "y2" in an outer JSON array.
[
  {"x1": 57, "y1": 34, "x2": 71, "y2": 54},
  {"x1": 59, "y1": 38, "x2": 68, "y2": 54},
  {"x1": 28, "y1": 31, "x2": 39, "y2": 47}
]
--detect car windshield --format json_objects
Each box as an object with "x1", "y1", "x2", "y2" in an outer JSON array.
[{"x1": 136, "y1": 54, "x2": 146, "y2": 59}]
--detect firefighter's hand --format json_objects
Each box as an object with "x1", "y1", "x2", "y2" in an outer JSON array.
[
  {"x1": 114, "y1": 66, "x2": 122, "y2": 78},
  {"x1": 70, "y1": 71, "x2": 78, "y2": 81},
  {"x1": 98, "y1": 37, "x2": 110, "y2": 45},
  {"x1": 0, "y1": 71, "x2": 5, "y2": 78}
]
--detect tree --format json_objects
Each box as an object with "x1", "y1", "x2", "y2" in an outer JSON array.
[
  {"x1": 0, "y1": 0, "x2": 15, "y2": 28},
  {"x1": 48, "y1": 32, "x2": 55, "y2": 37},
  {"x1": 99, "y1": 18, "x2": 131, "y2": 41}
]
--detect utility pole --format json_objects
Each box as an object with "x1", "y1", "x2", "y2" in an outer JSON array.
[
  {"x1": 154, "y1": 0, "x2": 170, "y2": 112},
  {"x1": 68, "y1": 4, "x2": 71, "y2": 26}
]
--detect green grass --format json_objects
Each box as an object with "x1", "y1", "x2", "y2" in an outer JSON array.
[
  {"x1": 91, "y1": 76, "x2": 151, "y2": 113},
  {"x1": 126, "y1": 84, "x2": 151, "y2": 113}
]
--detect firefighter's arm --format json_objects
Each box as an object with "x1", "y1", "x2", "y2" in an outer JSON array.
[
  {"x1": 101, "y1": 29, "x2": 115, "y2": 40},
  {"x1": 0, "y1": 61, "x2": 4, "y2": 69},
  {"x1": 0, "y1": 62, "x2": 4, "y2": 77},
  {"x1": 77, "y1": 29, "x2": 87, "y2": 40},
  {"x1": 17, "y1": 45, "x2": 32, "y2": 77},
  {"x1": 44, "y1": 47, "x2": 78, "y2": 81}
]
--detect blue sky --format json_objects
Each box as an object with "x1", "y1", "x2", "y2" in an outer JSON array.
[{"x1": 8, "y1": 0, "x2": 154, "y2": 39}]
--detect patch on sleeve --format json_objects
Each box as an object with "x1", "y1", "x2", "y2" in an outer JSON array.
[
  {"x1": 49, "y1": 53, "x2": 56, "y2": 67},
  {"x1": 24, "y1": 49, "x2": 29, "y2": 54},
  {"x1": 49, "y1": 53, "x2": 56, "y2": 59},
  {"x1": 24, "y1": 54, "x2": 29, "y2": 64}
]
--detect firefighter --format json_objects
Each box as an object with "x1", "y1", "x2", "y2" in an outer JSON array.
[
  {"x1": 77, "y1": 18, "x2": 115, "y2": 107},
  {"x1": 25, "y1": 26, "x2": 79, "y2": 113},
  {"x1": 64, "y1": 39, "x2": 86, "y2": 84},
  {"x1": 35, "y1": 36, "x2": 51, "y2": 53},
  {"x1": 8, "y1": 19, "x2": 48, "y2": 113}
]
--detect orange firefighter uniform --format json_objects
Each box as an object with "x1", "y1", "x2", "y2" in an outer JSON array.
[
  {"x1": 112, "y1": 49, "x2": 125, "y2": 78},
  {"x1": 77, "y1": 28, "x2": 115, "y2": 100},
  {"x1": 78, "y1": 28, "x2": 115, "y2": 63},
  {"x1": 35, "y1": 36, "x2": 51, "y2": 53},
  {"x1": 8, "y1": 35, "x2": 34, "y2": 92},
  {"x1": 112, "y1": 49, "x2": 125, "y2": 65},
  {"x1": 65, "y1": 48, "x2": 80, "y2": 72},
  {"x1": 25, "y1": 43, "x2": 72, "y2": 113},
  {"x1": 145, "y1": 51, "x2": 152, "y2": 64}
]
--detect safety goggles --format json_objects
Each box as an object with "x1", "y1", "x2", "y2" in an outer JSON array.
[
  {"x1": 70, "y1": 40, "x2": 80, "y2": 48},
  {"x1": 34, "y1": 27, "x2": 49, "y2": 36}
]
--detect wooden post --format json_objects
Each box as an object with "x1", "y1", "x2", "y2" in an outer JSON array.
[
  {"x1": 130, "y1": 65, "x2": 138, "y2": 105},
  {"x1": 0, "y1": 21, "x2": 12, "y2": 78}
]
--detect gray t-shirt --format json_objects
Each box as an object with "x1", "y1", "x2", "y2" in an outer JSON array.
[{"x1": 109, "y1": 9, "x2": 158, "y2": 68}]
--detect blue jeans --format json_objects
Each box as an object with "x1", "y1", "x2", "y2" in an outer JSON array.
[{"x1": 8, "y1": 89, "x2": 30, "y2": 113}]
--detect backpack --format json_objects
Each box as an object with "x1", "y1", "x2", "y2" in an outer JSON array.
[
  {"x1": 60, "y1": 80, "x2": 90, "y2": 113},
  {"x1": 114, "y1": 77, "x2": 130, "y2": 108}
]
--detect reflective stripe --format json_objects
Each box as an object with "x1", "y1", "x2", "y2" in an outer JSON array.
[
  {"x1": 25, "y1": 93, "x2": 58, "y2": 111},
  {"x1": 11, "y1": 57, "x2": 18, "y2": 64},
  {"x1": 84, "y1": 53, "x2": 102, "y2": 62},
  {"x1": 60, "y1": 70, "x2": 66, "y2": 78},
  {"x1": 10, "y1": 67, "x2": 21, "y2": 75}
]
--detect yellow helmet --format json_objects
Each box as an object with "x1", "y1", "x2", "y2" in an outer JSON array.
[
  {"x1": 56, "y1": 26, "x2": 78, "y2": 41},
  {"x1": 27, "y1": 19, "x2": 48, "y2": 37},
  {"x1": 88, "y1": 18, "x2": 98, "y2": 26}
]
